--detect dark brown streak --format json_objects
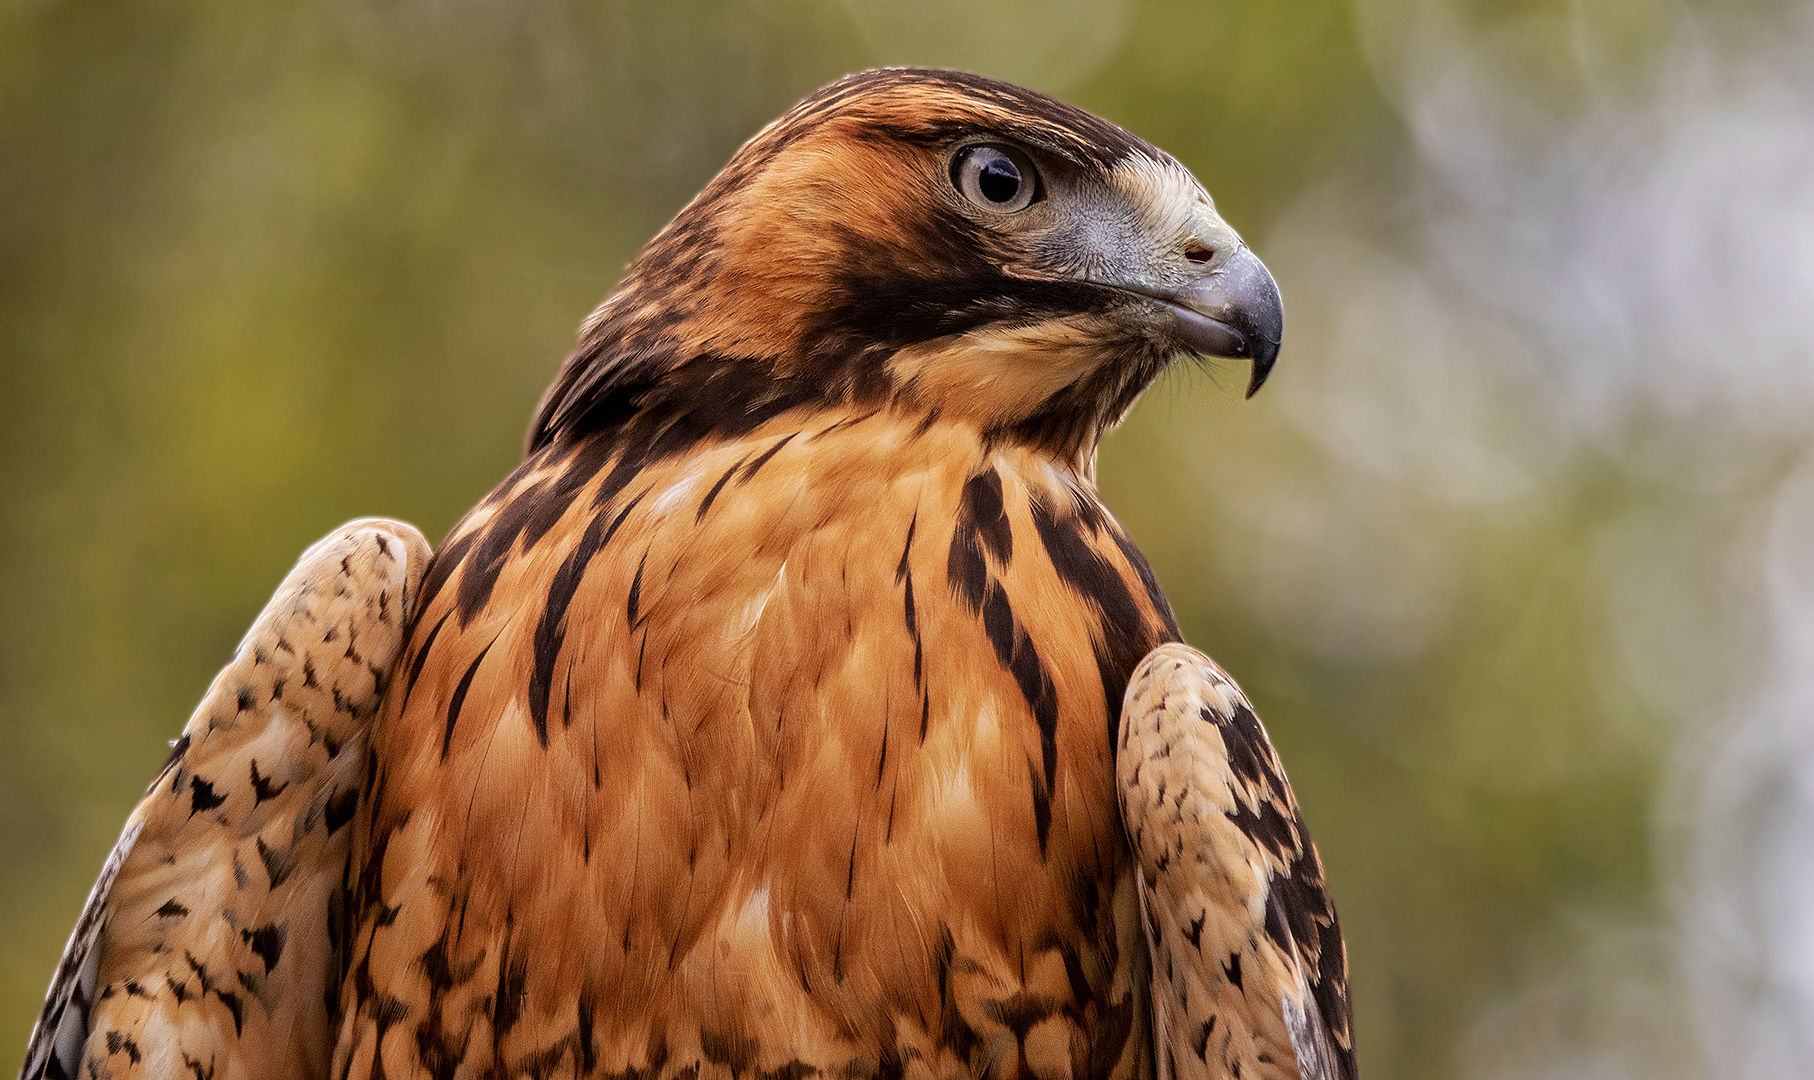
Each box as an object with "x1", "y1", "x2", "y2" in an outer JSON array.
[
  {"x1": 492, "y1": 919, "x2": 528, "y2": 1041},
  {"x1": 1103, "y1": 520, "x2": 1181, "y2": 641},
  {"x1": 1210, "y1": 701, "x2": 1278, "y2": 794},
  {"x1": 696, "y1": 459, "x2": 745, "y2": 521},
  {"x1": 901, "y1": 569, "x2": 918, "y2": 638},
  {"x1": 443, "y1": 641, "x2": 496, "y2": 761},
  {"x1": 946, "y1": 469, "x2": 1060, "y2": 849},
  {"x1": 155, "y1": 732, "x2": 191, "y2": 781},
  {"x1": 966, "y1": 470, "x2": 1012, "y2": 563},
  {"x1": 627, "y1": 550, "x2": 649, "y2": 628},
  {"x1": 738, "y1": 432, "x2": 798, "y2": 484},
  {"x1": 895, "y1": 512, "x2": 918, "y2": 584},
  {"x1": 635, "y1": 628, "x2": 649, "y2": 694},
  {"x1": 1028, "y1": 495, "x2": 1166, "y2": 747},
  {"x1": 808, "y1": 408, "x2": 881, "y2": 441},
  {"x1": 400, "y1": 602, "x2": 453, "y2": 715},
  {"x1": 452, "y1": 437, "x2": 615, "y2": 627},
  {"x1": 410, "y1": 534, "x2": 473, "y2": 643},
  {"x1": 946, "y1": 474, "x2": 995, "y2": 614},
  {"x1": 973, "y1": 576, "x2": 1059, "y2": 852},
  {"x1": 875, "y1": 717, "x2": 889, "y2": 791},
  {"x1": 528, "y1": 495, "x2": 642, "y2": 744}
]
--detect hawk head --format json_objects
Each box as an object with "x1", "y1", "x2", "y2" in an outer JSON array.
[{"x1": 531, "y1": 67, "x2": 1282, "y2": 469}]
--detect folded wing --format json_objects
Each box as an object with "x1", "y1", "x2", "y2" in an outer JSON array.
[
  {"x1": 20, "y1": 520, "x2": 430, "y2": 1080},
  {"x1": 1117, "y1": 643, "x2": 1357, "y2": 1080}
]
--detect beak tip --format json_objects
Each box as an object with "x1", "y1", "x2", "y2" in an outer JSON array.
[
  {"x1": 1172, "y1": 245, "x2": 1284, "y2": 399},
  {"x1": 1244, "y1": 338, "x2": 1279, "y2": 398}
]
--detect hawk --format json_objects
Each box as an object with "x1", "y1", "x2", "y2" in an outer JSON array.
[{"x1": 22, "y1": 69, "x2": 1355, "y2": 1080}]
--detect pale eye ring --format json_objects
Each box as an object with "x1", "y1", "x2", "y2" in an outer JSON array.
[{"x1": 950, "y1": 144, "x2": 1039, "y2": 213}]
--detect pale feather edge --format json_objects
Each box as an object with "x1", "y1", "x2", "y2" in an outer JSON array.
[{"x1": 20, "y1": 817, "x2": 146, "y2": 1080}]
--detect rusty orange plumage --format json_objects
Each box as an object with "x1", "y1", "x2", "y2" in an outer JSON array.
[{"x1": 23, "y1": 69, "x2": 1351, "y2": 1080}]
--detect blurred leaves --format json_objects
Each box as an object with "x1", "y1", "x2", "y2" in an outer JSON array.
[{"x1": 4, "y1": 1, "x2": 1809, "y2": 1077}]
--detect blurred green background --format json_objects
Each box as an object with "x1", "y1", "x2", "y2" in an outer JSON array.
[{"x1": 7, "y1": 1, "x2": 1814, "y2": 1076}]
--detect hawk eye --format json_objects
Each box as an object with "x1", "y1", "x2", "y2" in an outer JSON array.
[{"x1": 951, "y1": 144, "x2": 1038, "y2": 213}]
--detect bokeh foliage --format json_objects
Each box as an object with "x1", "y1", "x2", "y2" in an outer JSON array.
[{"x1": 6, "y1": 1, "x2": 1783, "y2": 1076}]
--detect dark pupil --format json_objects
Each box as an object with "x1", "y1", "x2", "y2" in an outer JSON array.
[{"x1": 978, "y1": 156, "x2": 1021, "y2": 203}]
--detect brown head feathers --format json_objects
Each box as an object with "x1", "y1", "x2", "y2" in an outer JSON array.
[{"x1": 530, "y1": 68, "x2": 1255, "y2": 468}]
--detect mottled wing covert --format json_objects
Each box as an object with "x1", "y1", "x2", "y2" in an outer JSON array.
[
  {"x1": 1118, "y1": 644, "x2": 1356, "y2": 1080},
  {"x1": 20, "y1": 520, "x2": 431, "y2": 1080}
]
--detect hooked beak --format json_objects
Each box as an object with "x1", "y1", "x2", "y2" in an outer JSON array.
[
  {"x1": 1161, "y1": 246, "x2": 1284, "y2": 398},
  {"x1": 1004, "y1": 232, "x2": 1285, "y2": 397}
]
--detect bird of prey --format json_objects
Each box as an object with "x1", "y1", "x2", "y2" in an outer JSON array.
[{"x1": 22, "y1": 69, "x2": 1355, "y2": 1080}]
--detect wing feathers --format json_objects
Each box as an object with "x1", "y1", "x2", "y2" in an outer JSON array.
[
  {"x1": 1118, "y1": 643, "x2": 1356, "y2": 1080},
  {"x1": 19, "y1": 520, "x2": 431, "y2": 1080}
]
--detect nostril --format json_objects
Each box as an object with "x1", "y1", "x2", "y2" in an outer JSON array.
[{"x1": 1185, "y1": 245, "x2": 1215, "y2": 265}]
